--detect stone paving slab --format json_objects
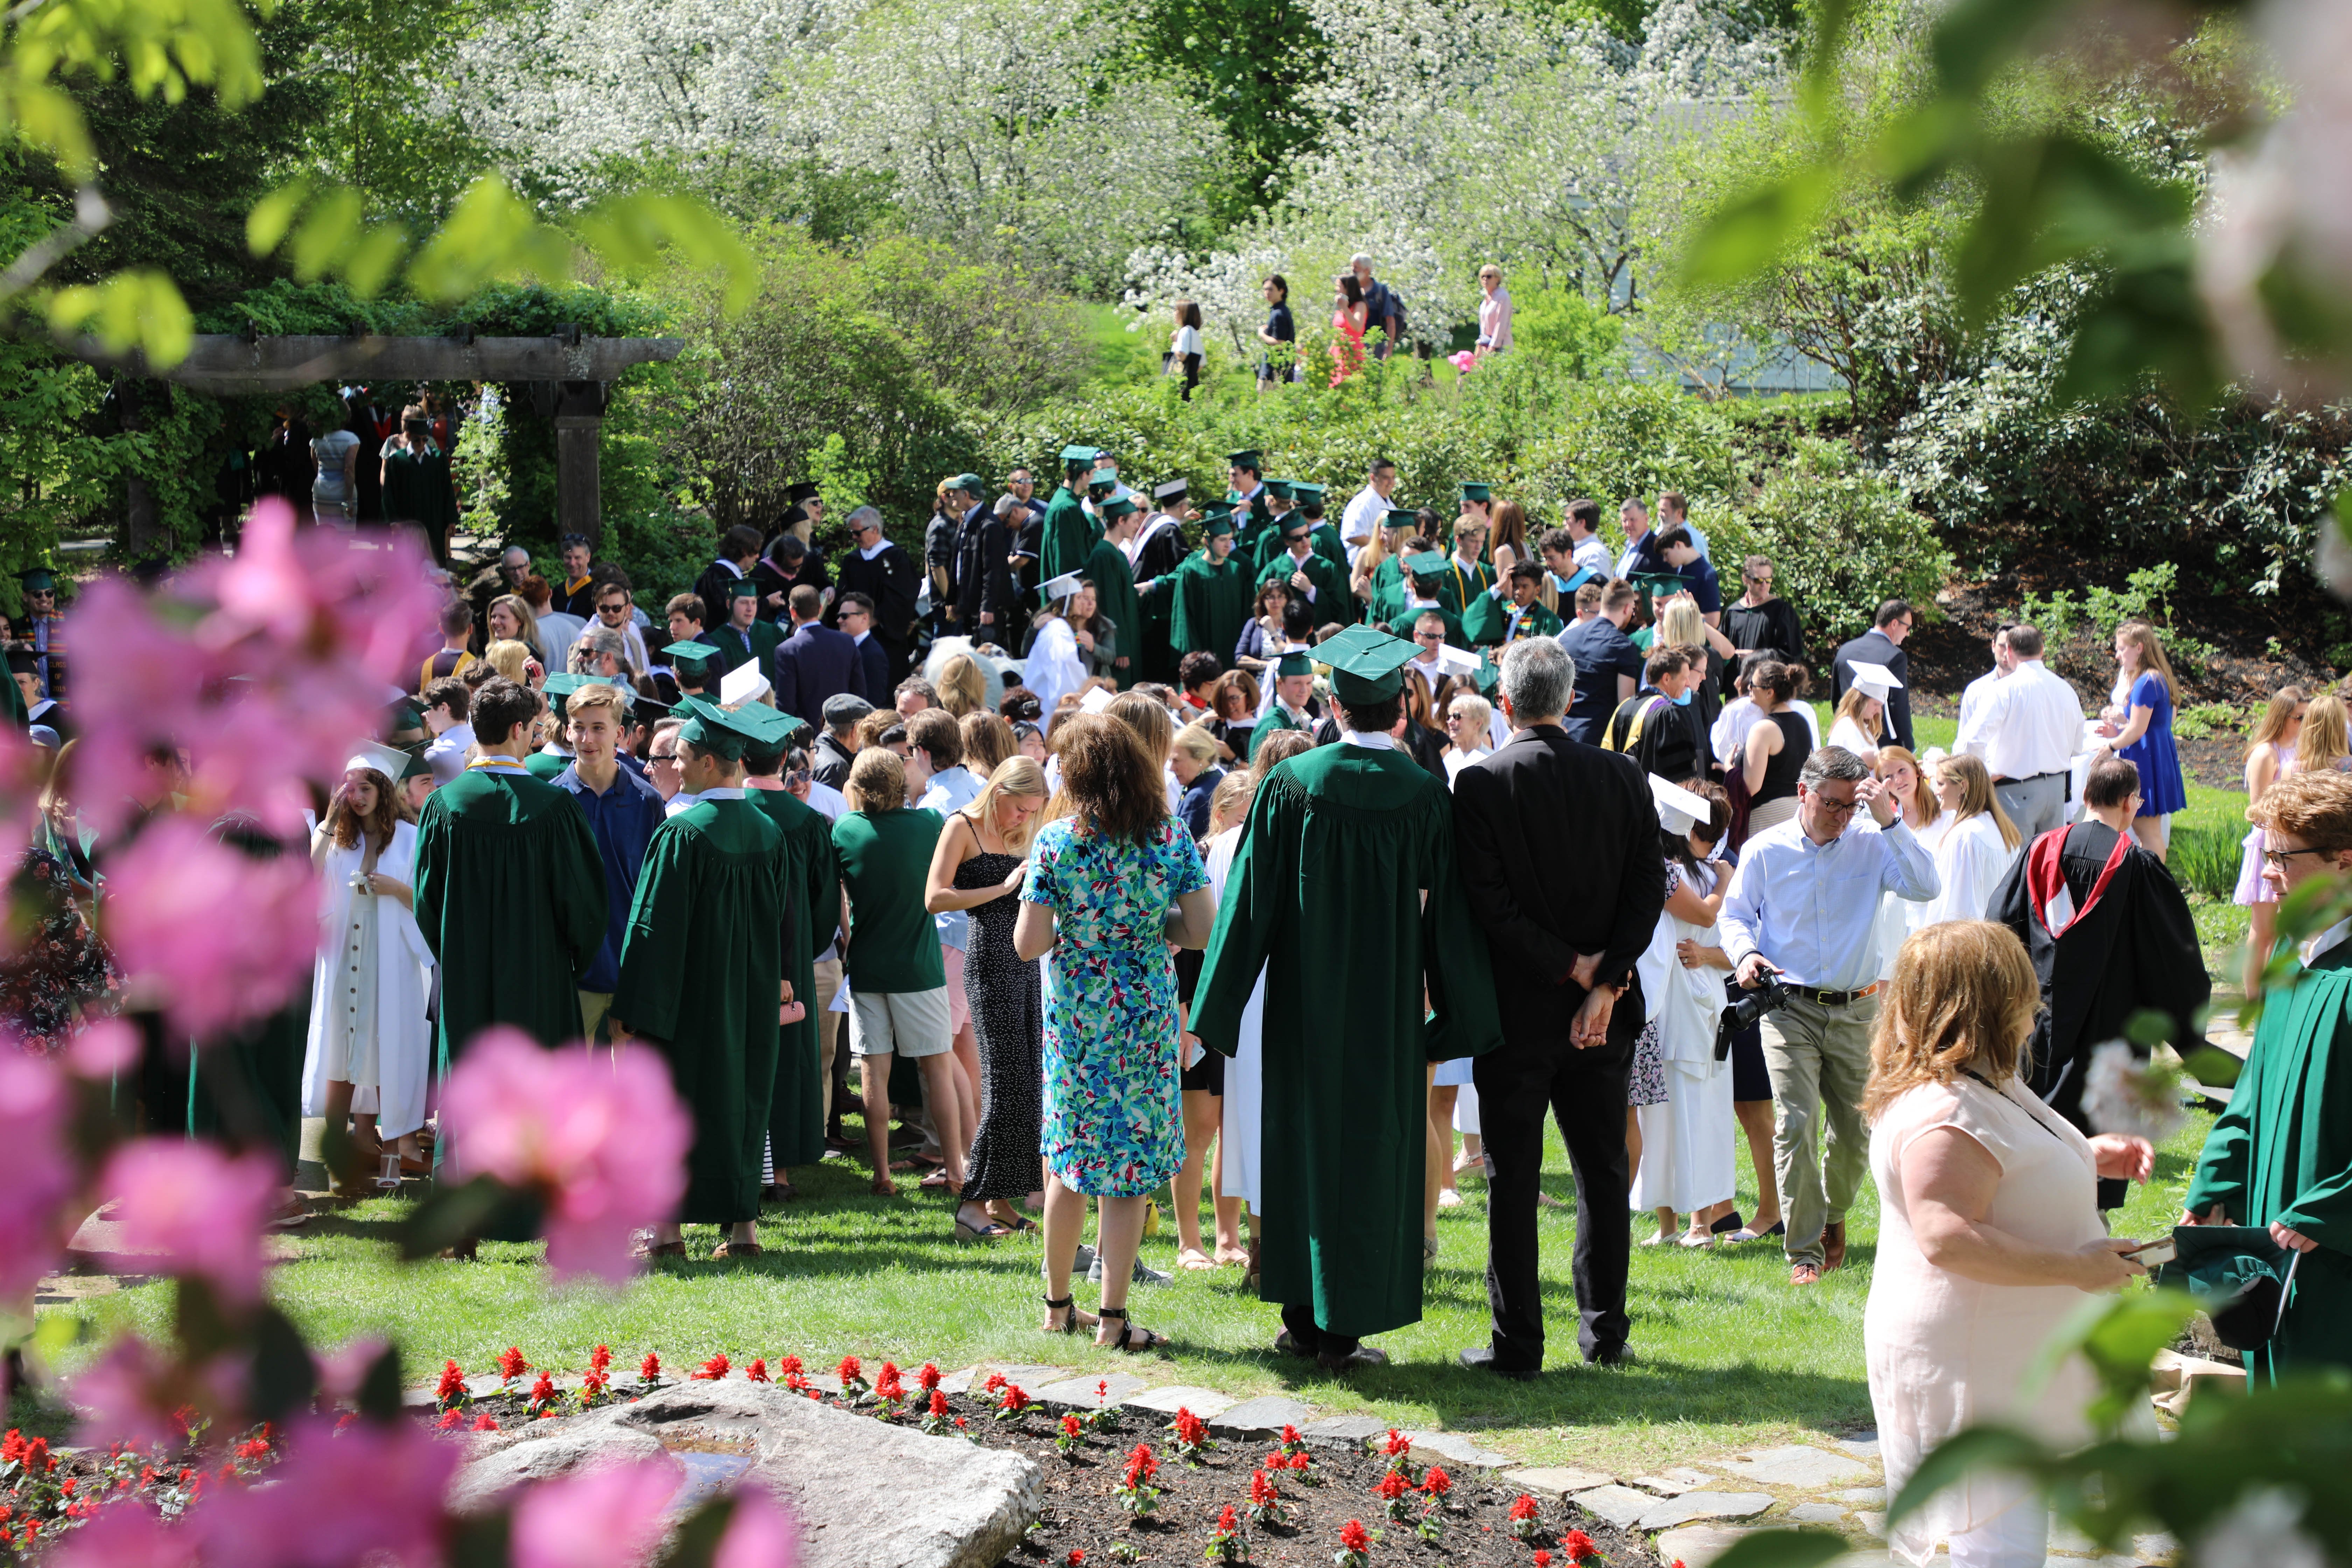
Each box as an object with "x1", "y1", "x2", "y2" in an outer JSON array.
[
  {"x1": 1123, "y1": 1385, "x2": 1236, "y2": 1418},
  {"x1": 1831, "y1": 1488, "x2": 1886, "y2": 1506},
  {"x1": 1631, "y1": 1466, "x2": 1720, "y2": 1495},
  {"x1": 1033, "y1": 1373, "x2": 1149, "y2": 1409},
  {"x1": 1300, "y1": 1414, "x2": 1388, "y2": 1448},
  {"x1": 1208, "y1": 1395, "x2": 1315, "y2": 1437},
  {"x1": 1653, "y1": 1525, "x2": 1762, "y2": 1568},
  {"x1": 1505, "y1": 1466, "x2": 1615, "y2": 1496},
  {"x1": 1573, "y1": 1484, "x2": 1666, "y2": 1530},
  {"x1": 1403, "y1": 1430, "x2": 1513, "y2": 1468},
  {"x1": 1638, "y1": 1491, "x2": 1777, "y2": 1530},
  {"x1": 1787, "y1": 1503, "x2": 1849, "y2": 1523},
  {"x1": 1855, "y1": 1511, "x2": 1886, "y2": 1537},
  {"x1": 1712, "y1": 1445, "x2": 1876, "y2": 1489},
  {"x1": 934, "y1": 1366, "x2": 980, "y2": 1395},
  {"x1": 1828, "y1": 1433, "x2": 1882, "y2": 1461}
]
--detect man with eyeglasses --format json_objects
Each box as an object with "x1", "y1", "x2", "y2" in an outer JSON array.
[
  {"x1": 589, "y1": 578, "x2": 651, "y2": 673},
  {"x1": 1992, "y1": 752, "x2": 2208, "y2": 1209},
  {"x1": 1721, "y1": 745, "x2": 1938, "y2": 1286},
  {"x1": 1832, "y1": 599, "x2": 1917, "y2": 751},
  {"x1": 832, "y1": 505, "x2": 919, "y2": 686},
  {"x1": 2180, "y1": 768, "x2": 2352, "y2": 1378}
]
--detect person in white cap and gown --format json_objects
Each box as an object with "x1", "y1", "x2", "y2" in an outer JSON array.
[
  {"x1": 1828, "y1": 660, "x2": 1903, "y2": 765},
  {"x1": 1024, "y1": 572, "x2": 1092, "y2": 729}
]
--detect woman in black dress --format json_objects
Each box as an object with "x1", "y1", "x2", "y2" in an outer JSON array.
[{"x1": 923, "y1": 755, "x2": 1051, "y2": 1239}]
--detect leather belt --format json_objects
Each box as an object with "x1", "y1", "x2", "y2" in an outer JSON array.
[
  {"x1": 1996, "y1": 770, "x2": 2066, "y2": 785},
  {"x1": 1791, "y1": 982, "x2": 1878, "y2": 1007}
]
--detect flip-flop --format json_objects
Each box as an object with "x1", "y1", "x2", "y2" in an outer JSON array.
[
  {"x1": 1730, "y1": 1219, "x2": 1786, "y2": 1244},
  {"x1": 918, "y1": 1168, "x2": 951, "y2": 1189},
  {"x1": 1682, "y1": 1211, "x2": 1745, "y2": 1248},
  {"x1": 953, "y1": 1217, "x2": 1012, "y2": 1245}
]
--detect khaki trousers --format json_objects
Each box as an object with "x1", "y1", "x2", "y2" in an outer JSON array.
[
  {"x1": 578, "y1": 991, "x2": 612, "y2": 1045},
  {"x1": 1759, "y1": 992, "x2": 1876, "y2": 1269}
]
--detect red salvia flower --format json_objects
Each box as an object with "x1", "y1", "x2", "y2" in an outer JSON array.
[
  {"x1": 1562, "y1": 1529, "x2": 1599, "y2": 1562},
  {"x1": 471, "y1": 1413, "x2": 498, "y2": 1432},
  {"x1": 694, "y1": 1352, "x2": 731, "y2": 1381},
  {"x1": 1253, "y1": 1470, "x2": 1279, "y2": 1504},
  {"x1": 746, "y1": 1358, "x2": 770, "y2": 1384},
  {"x1": 778, "y1": 1355, "x2": 804, "y2": 1378},
  {"x1": 639, "y1": 1352, "x2": 661, "y2": 1381},
  {"x1": 918, "y1": 1362, "x2": 941, "y2": 1391},
  {"x1": 528, "y1": 1372, "x2": 556, "y2": 1407},
  {"x1": 1384, "y1": 1428, "x2": 1410, "y2": 1457},
  {"x1": 1376, "y1": 1471, "x2": 1409, "y2": 1501},
  {"x1": 1340, "y1": 1519, "x2": 1371, "y2": 1552},
  {"x1": 1000, "y1": 1384, "x2": 1030, "y2": 1414},
  {"x1": 1062, "y1": 1413, "x2": 1083, "y2": 1438},
  {"x1": 837, "y1": 1354, "x2": 862, "y2": 1385},
  {"x1": 929, "y1": 1390, "x2": 950, "y2": 1417},
  {"x1": 1424, "y1": 1466, "x2": 1452, "y2": 1497},
  {"x1": 436, "y1": 1410, "x2": 462, "y2": 1430},
  {"x1": 1535, "y1": 1553, "x2": 1554, "y2": 1568},
  {"x1": 589, "y1": 1345, "x2": 613, "y2": 1374},
  {"x1": 496, "y1": 1347, "x2": 527, "y2": 1382},
  {"x1": 1510, "y1": 1496, "x2": 1540, "y2": 1522},
  {"x1": 435, "y1": 1360, "x2": 464, "y2": 1402}
]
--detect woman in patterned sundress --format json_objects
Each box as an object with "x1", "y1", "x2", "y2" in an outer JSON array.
[
  {"x1": 924, "y1": 755, "x2": 1051, "y2": 1241},
  {"x1": 1015, "y1": 715, "x2": 1218, "y2": 1352}
]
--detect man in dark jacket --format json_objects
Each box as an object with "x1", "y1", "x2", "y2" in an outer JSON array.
[
  {"x1": 832, "y1": 505, "x2": 921, "y2": 686},
  {"x1": 1451, "y1": 636, "x2": 1667, "y2": 1376},
  {"x1": 948, "y1": 474, "x2": 1015, "y2": 645},
  {"x1": 1831, "y1": 599, "x2": 1916, "y2": 751},
  {"x1": 772, "y1": 584, "x2": 868, "y2": 732},
  {"x1": 695, "y1": 524, "x2": 764, "y2": 635}
]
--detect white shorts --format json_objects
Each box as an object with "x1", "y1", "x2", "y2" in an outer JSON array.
[{"x1": 848, "y1": 987, "x2": 953, "y2": 1059}]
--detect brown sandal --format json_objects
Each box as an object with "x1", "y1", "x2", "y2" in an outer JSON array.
[
  {"x1": 633, "y1": 1238, "x2": 688, "y2": 1259},
  {"x1": 711, "y1": 1242, "x2": 764, "y2": 1260}
]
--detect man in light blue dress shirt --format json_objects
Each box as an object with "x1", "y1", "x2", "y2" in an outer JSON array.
[{"x1": 1720, "y1": 745, "x2": 1938, "y2": 1286}]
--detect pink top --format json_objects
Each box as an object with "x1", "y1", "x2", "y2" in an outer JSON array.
[{"x1": 1477, "y1": 287, "x2": 1513, "y2": 351}]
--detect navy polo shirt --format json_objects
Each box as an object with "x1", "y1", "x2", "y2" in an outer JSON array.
[{"x1": 551, "y1": 760, "x2": 668, "y2": 993}]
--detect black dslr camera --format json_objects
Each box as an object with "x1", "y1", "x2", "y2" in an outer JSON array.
[{"x1": 1715, "y1": 967, "x2": 1792, "y2": 1060}]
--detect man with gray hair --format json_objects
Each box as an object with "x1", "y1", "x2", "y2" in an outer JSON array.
[
  {"x1": 1350, "y1": 253, "x2": 1402, "y2": 357},
  {"x1": 833, "y1": 503, "x2": 919, "y2": 686},
  {"x1": 1450, "y1": 636, "x2": 1666, "y2": 1376},
  {"x1": 1719, "y1": 746, "x2": 1938, "y2": 1286}
]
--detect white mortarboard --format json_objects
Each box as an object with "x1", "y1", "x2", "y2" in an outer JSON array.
[
  {"x1": 1039, "y1": 571, "x2": 1084, "y2": 606},
  {"x1": 1650, "y1": 774, "x2": 1710, "y2": 837},
  {"x1": 1848, "y1": 660, "x2": 1904, "y2": 701},
  {"x1": 720, "y1": 659, "x2": 772, "y2": 708},
  {"x1": 344, "y1": 740, "x2": 410, "y2": 779},
  {"x1": 1434, "y1": 643, "x2": 1482, "y2": 678},
  {"x1": 1079, "y1": 684, "x2": 1118, "y2": 714}
]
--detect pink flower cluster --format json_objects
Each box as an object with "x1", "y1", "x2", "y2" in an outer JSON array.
[
  {"x1": 102, "y1": 819, "x2": 321, "y2": 1039},
  {"x1": 0, "y1": 1048, "x2": 78, "y2": 1300},
  {"x1": 100, "y1": 1139, "x2": 281, "y2": 1304},
  {"x1": 440, "y1": 1029, "x2": 691, "y2": 1283}
]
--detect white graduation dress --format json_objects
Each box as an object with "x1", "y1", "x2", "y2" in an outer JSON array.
[
  {"x1": 1205, "y1": 829, "x2": 1268, "y2": 1208},
  {"x1": 1630, "y1": 860, "x2": 1737, "y2": 1214},
  {"x1": 1876, "y1": 812, "x2": 1949, "y2": 980},
  {"x1": 1925, "y1": 811, "x2": 2019, "y2": 926},
  {"x1": 302, "y1": 821, "x2": 434, "y2": 1139},
  {"x1": 1024, "y1": 615, "x2": 1087, "y2": 729}
]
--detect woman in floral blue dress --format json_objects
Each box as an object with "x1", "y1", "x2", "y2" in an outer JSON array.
[{"x1": 1015, "y1": 713, "x2": 1216, "y2": 1351}]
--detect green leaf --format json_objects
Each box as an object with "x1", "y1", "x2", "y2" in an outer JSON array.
[
  {"x1": 1929, "y1": 0, "x2": 2068, "y2": 100},
  {"x1": 578, "y1": 195, "x2": 758, "y2": 316},
  {"x1": 1888, "y1": 1426, "x2": 2050, "y2": 1524},
  {"x1": 290, "y1": 188, "x2": 364, "y2": 282},
  {"x1": 46, "y1": 270, "x2": 194, "y2": 366},
  {"x1": 654, "y1": 1496, "x2": 740, "y2": 1568},
  {"x1": 390, "y1": 1174, "x2": 540, "y2": 1261},
  {"x1": 246, "y1": 180, "x2": 312, "y2": 258},
  {"x1": 1679, "y1": 167, "x2": 1835, "y2": 288},
  {"x1": 2181, "y1": 1047, "x2": 2242, "y2": 1089},
  {"x1": 356, "y1": 1342, "x2": 404, "y2": 1423},
  {"x1": 246, "y1": 1305, "x2": 319, "y2": 1425},
  {"x1": 405, "y1": 175, "x2": 576, "y2": 304},
  {"x1": 1699, "y1": 1527, "x2": 1849, "y2": 1568},
  {"x1": 2123, "y1": 1009, "x2": 2177, "y2": 1049},
  {"x1": 2027, "y1": 1292, "x2": 2198, "y2": 1431}
]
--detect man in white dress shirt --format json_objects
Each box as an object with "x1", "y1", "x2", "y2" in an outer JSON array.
[
  {"x1": 1339, "y1": 457, "x2": 1400, "y2": 564},
  {"x1": 1720, "y1": 746, "x2": 1938, "y2": 1287},
  {"x1": 1953, "y1": 624, "x2": 2016, "y2": 741},
  {"x1": 1954, "y1": 622, "x2": 2083, "y2": 842}
]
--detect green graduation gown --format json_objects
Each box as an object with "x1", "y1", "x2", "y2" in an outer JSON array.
[
  {"x1": 525, "y1": 750, "x2": 570, "y2": 781},
  {"x1": 1433, "y1": 557, "x2": 1497, "y2": 646},
  {"x1": 1085, "y1": 538, "x2": 1143, "y2": 690},
  {"x1": 413, "y1": 764, "x2": 608, "y2": 1063},
  {"x1": 1365, "y1": 555, "x2": 1407, "y2": 630},
  {"x1": 611, "y1": 796, "x2": 792, "y2": 1226},
  {"x1": 1169, "y1": 550, "x2": 1252, "y2": 661},
  {"x1": 705, "y1": 620, "x2": 783, "y2": 678},
  {"x1": 2184, "y1": 936, "x2": 2352, "y2": 1381},
  {"x1": 1462, "y1": 592, "x2": 1564, "y2": 649},
  {"x1": 1256, "y1": 548, "x2": 1351, "y2": 628},
  {"x1": 749, "y1": 785, "x2": 840, "y2": 1168},
  {"x1": 1246, "y1": 699, "x2": 1315, "y2": 762},
  {"x1": 1192, "y1": 743, "x2": 1504, "y2": 1338},
  {"x1": 1040, "y1": 486, "x2": 1096, "y2": 584}
]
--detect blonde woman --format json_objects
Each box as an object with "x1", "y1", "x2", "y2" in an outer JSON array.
[
  {"x1": 2295, "y1": 690, "x2": 2350, "y2": 774},
  {"x1": 1924, "y1": 754, "x2": 2022, "y2": 925},
  {"x1": 2092, "y1": 620, "x2": 2185, "y2": 858},
  {"x1": 482, "y1": 638, "x2": 536, "y2": 688},
  {"x1": 1872, "y1": 746, "x2": 1945, "y2": 981},
  {"x1": 925, "y1": 756, "x2": 1050, "y2": 1240},
  {"x1": 1442, "y1": 693, "x2": 1493, "y2": 785},
  {"x1": 960, "y1": 711, "x2": 1016, "y2": 777},
  {"x1": 486, "y1": 593, "x2": 545, "y2": 664},
  {"x1": 1828, "y1": 684, "x2": 1886, "y2": 765},
  {"x1": 1865, "y1": 922, "x2": 2151, "y2": 1568},
  {"x1": 937, "y1": 654, "x2": 989, "y2": 718},
  {"x1": 2234, "y1": 686, "x2": 2308, "y2": 1001}
]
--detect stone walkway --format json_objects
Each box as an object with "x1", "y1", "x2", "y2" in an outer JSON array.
[{"x1": 925, "y1": 1356, "x2": 2181, "y2": 1568}]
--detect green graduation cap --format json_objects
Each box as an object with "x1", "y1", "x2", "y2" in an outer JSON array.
[
  {"x1": 1459, "y1": 481, "x2": 1493, "y2": 504},
  {"x1": 1401, "y1": 551, "x2": 1447, "y2": 578},
  {"x1": 1471, "y1": 654, "x2": 1502, "y2": 695},
  {"x1": 19, "y1": 568, "x2": 55, "y2": 594},
  {"x1": 399, "y1": 751, "x2": 434, "y2": 783},
  {"x1": 1313, "y1": 624, "x2": 1423, "y2": 704},
  {"x1": 541, "y1": 672, "x2": 588, "y2": 718},
  {"x1": 1382, "y1": 507, "x2": 1419, "y2": 530},
  {"x1": 673, "y1": 694, "x2": 763, "y2": 762},
  {"x1": 1279, "y1": 511, "x2": 1311, "y2": 537},
  {"x1": 1265, "y1": 479, "x2": 1294, "y2": 501},
  {"x1": 2156, "y1": 1226, "x2": 2303, "y2": 1352},
  {"x1": 1202, "y1": 511, "x2": 1238, "y2": 538},
  {"x1": 1059, "y1": 444, "x2": 1101, "y2": 464},
  {"x1": 1273, "y1": 649, "x2": 1315, "y2": 679},
  {"x1": 1227, "y1": 448, "x2": 1262, "y2": 472},
  {"x1": 1630, "y1": 572, "x2": 1686, "y2": 598},
  {"x1": 1102, "y1": 497, "x2": 1139, "y2": 520},
  {"x1": 1088, "y1": 468, "x2": 1118, "y2": 491},
  {"x1": 663, "y1": 641, "x2": 717, "y2": 677},
  {"x1": 727, "y1": 577, "x2": 761, "y2": 598},
  {"x1": 1293, "y1": 483, "x2": 1327, "y2": 513},
  {"x1": 737, "y1": 702, "x2": 807, "y2": 749}
]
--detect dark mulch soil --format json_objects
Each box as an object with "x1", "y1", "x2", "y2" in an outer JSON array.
[{"x1": 447, "y1": 1385, "x2": 1656, "y2": 1568}]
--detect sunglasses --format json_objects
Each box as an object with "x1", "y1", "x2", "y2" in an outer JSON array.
[
  {"x1": 787, "y1": 769, "x2": 811, "y2": 786},
  {"x1": 650, "y1": 750, "x2": 679, "y2": 764},
  {"x1": 1414, "y1": 631, "x2": 1443, "y2": 642},
  {"x1": 597, "y1": 602, "x2": 630, "y2": 615}
]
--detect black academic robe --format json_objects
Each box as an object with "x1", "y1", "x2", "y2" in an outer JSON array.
[
  {"x1": 835, "y1": 541, "x2": 921, "y2": 684},
  {"x1": 1131, "y1": 516, "x2": 1191, "y2": 684},
  {"x1": 694, "y1": 558, "x2": 748, "y2": 637},
  {"x1": 1991, "y1": 819, "x2": 2208, "y2": 1204},
  {"x1": 952, "y1": 504, "x2": 1015, "y2": 639}
]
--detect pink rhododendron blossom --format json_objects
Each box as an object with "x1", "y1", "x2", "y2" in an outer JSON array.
[
  {"x1": 46, "y1": 1502, "x2": 195, "y2": 1568},
  {"x1": 103, "y1": 818, "x2": 320, "y2": 1037},
  {"x1": 711, "y1": 1483, "x2": 801, "y2": 1568},
  {"x1": 441, "y1": 1030, "x2": 691, "y2": 1283},
  {"x1": 509, "y1": 1455, "x2": 687, "y2": 1568},
  {"x1": 69, "y1": 1336, "x2": 188, "y2": 1450},
  {"x1": 68, "y1": 1017, "x2": 142, "y2": 1079},
  {"x1": 0, "y1": 1048, "x2": 76, "y2": 1298},
  {"x1": 101, "y1": 1139, "x2": 280, "y2": 1303},
  {"x1": 194, "y1": 1415, "x2": 458, "y2": 1568}
]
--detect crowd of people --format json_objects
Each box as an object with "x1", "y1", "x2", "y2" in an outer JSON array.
[{"x1": 8, "y1": 430, "x2": 2350, "y2": 1568}]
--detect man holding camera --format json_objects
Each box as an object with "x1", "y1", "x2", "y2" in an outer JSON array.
[{"x1": 1719, "y1": 746, "x2": 1938, "y2": 1287}]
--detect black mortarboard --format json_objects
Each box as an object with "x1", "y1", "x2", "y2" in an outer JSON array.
[
  {"x1": 786, "y1": 482, "x2": 819, "y2": 505},
  {"x1": 1154, "y1": 479, "x2": 1188, "y2": 502}
]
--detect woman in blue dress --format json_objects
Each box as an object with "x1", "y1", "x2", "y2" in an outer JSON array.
[
  {"x1": 1015, "y1": 713, "x2": 1217, "y2": 1351},
  {"x1": 2096, "y1": 619, "x2": 2188, "y2": 862}
]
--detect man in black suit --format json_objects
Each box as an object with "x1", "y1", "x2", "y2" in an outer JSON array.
[
  {"x1": 948, "y1": 474, "x2": 1015, "y2": 646},
  {"x1": 836, "y1": 592, "x2": 891, "y2": 702},
  {"x1": 1830, "y1": 599, "x2": 1916, "y2": 751},
  {"x1": 1451, "y1": 636, "x2": 1667, "y2": 1376},
  {"x1": 772, "y1": 584, "x2": 868, "y2": 733},
  {"x1": 831, "y1": 505, "x2": 920, "y2": 687}
]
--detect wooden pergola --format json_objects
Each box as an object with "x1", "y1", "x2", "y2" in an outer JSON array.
[{"x1": 74, "y1": 332, "x2": 685, "y2": 554}]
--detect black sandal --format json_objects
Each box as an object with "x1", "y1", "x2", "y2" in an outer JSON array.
[
  {"x1": 1096, "y1": 1304, "x2": 1166, "y2": 1353},
  {"x1": 1043, "y1": 1293, "x2": 1081, "y2": 1334}
]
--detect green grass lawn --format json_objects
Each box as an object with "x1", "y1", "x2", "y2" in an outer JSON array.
[{"x1": 41, "y1": 1102, "x2": 2216, "y2": 1478}]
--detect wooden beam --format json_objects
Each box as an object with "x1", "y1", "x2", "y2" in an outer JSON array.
[{"x1": 65, "y1": 334, "x2": 684, "y2": 392}]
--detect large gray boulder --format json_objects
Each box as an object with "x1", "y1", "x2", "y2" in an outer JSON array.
[{"x1": 452, "y1": 1380, "x2": 1043, "y2": 1568}]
